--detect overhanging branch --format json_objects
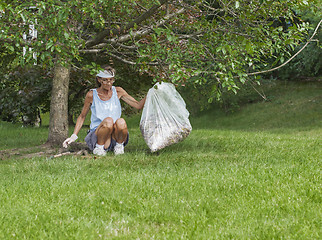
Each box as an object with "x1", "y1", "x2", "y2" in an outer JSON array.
[
  {"x1": 248, "y1": 19, "x2": 322, "y2": 76},
  {"x1": 84, "y1": 0, "x2": 169, "y2": 48},
  {"x1": 86, "y1": 7, "x2": 185, "y2": 50},
  {"x1": 107, "y1": 52, "x2": 159, "y2": 66}
]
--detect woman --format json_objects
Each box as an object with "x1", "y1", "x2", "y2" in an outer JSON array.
[{"x1": 63, "y1": 65, "x2": 146, "y2": 156}]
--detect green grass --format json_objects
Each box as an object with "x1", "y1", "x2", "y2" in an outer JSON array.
[
  {"x1": 0, "y1": 123, "x2": 48, "y2": 150},
  {"x1": 0, "y1": 81, "x2": 321, "y2": 239}
]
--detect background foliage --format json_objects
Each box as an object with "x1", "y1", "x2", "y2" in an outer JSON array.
[
  {"x1": 277, "y1": 12, "x2": 322, "y2": 80},
  {"x1": 0, "y1": 67, "x2": 51, "y2": 124}
]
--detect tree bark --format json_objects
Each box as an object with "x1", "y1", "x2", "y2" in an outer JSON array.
[{"x1": 47, "y1": 62, "x2": 71, "y2": 146}]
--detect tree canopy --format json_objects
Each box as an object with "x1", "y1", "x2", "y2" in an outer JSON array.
[{"x1": 2, "y1": 1, "x2": 319, "y2": 91}]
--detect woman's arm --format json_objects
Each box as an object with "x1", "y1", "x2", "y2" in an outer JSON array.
[
  {"x1": 63, "y1": 90, "x2": 93, "y2": 148},
  {"x1": 72, "y1": 90, "x2": 93, "y2": 135},
  {"x1": 116, "y1": 87, "x2": 146, "y2": 110}
]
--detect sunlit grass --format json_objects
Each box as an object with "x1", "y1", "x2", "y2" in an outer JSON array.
[
  {"x1": 0, "y1": 128, "x2": 320, "y2": 239},
  {"x1": 0, "y1": 81, "x2": 321, "y2": 239}
]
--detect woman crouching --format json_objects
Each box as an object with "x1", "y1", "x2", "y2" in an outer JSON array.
[{"x1": 63, "y1": 65, "x2": 146, "y2": 156}]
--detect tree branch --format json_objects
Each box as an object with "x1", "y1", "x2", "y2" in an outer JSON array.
[
  {"x1": 86, "y1": 7, "x2": 185, "y2": 50},
  {"x1": 108, "y1": 52, "x2": 159, "y2": 66},
  {"x1": 79, "y1": 49, "x2": 159, "y2": 66},
  {"x1": 84, "y1": 0, "x2": 169, "y2": 48}
]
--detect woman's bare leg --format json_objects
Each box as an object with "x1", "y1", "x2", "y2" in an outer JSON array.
[
  {"x1": 113, "y1": 118, "x2": 128, "y2": 144},
  {"x1": 95, "y1": 117, "x2": 114, "y2": 149}
]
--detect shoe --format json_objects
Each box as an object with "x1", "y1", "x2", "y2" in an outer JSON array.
[
  {"x1": 114, "y1": 142, "x2": 124, "y2": 155},
  {"x1": 93, "y1": 146, "x2": 106, "y2": 156}
]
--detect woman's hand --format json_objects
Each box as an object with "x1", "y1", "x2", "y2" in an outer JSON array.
[{"x1": 63, "y1": 134, "x2": 78, "y2": 148}]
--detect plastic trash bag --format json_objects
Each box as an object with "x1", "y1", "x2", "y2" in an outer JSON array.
[{"x1": 140, "y1": 82, "x2": 192, "y2": 152}]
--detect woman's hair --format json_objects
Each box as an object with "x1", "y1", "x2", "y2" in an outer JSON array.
[
  {"x1": 102, "y1": 64, "x2": 115, "y2": 75},
  {"x1": 96, "y1": 65, "x2": 116, "y2": 87}
]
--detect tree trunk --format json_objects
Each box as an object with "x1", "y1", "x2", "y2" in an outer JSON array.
[{"x1": 47, "y1": 62, "x2": 71, "y2": 146}]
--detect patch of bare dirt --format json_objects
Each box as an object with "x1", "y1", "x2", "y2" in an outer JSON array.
[{"x1": 0, "y1": 142, "x2": 90, "y2": 160}]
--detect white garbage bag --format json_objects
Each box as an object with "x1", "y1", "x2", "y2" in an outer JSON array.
[{"x1": 140, "y1": 82, "x2": 192, "y2": 152}]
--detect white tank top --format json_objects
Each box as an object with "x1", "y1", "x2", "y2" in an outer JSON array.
[{"x1": 90, "y1": 87, "x2": 122, "y2": 131}]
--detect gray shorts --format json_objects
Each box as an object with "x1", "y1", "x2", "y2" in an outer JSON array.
[{"x1": 85, "y1": 130, "x2": 129, "y2": 151}]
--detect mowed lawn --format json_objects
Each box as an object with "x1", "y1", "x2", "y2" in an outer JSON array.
[{"x1": 0, "y1": 82, "x2": 321, "y2": 239}]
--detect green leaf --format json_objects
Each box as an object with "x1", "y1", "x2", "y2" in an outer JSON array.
[
  {"x1": 246, "y1": 42, "x2": 254, "y2": 54},
  {"x1": 222, "y1": 47, "x2": 226, "y2": 55},
  {"x1": 46, "y1": 41, "x2": 53, "y2": 50},
  {"x1": 280, "y1": 56, "x2": 284, "y2": 63},
  {"x1": 154, "y1": 28, "x2": 163, "y2": 36},
  {"x1": 20, "y1": 13, "x2": 26, "y2": 23},
  {"x1": 64, "y1": 32, "x2": 69, "y2": 39},
  {"x1": 167, "y1": 33, "x2": 175, "y2": 42}
]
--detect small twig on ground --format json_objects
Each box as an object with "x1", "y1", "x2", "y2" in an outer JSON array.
[{"x1": 51, "y1": 149, "x2": 89, "y2": 159}]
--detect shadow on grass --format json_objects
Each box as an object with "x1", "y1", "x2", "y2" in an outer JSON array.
[{"x1": 190, "y1": 83, "x2": 322, "y2": 133}]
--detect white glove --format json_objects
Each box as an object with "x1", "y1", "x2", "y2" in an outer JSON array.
[{"x1": 63, "y1": 134, "x2": 78, "y2": 148}]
